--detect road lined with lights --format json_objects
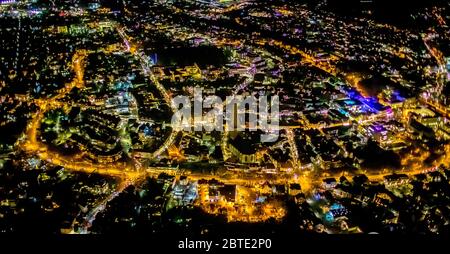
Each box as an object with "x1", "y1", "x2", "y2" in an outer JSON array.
[
  {"x1": 117, "y1": 26, "x2": 179, "y2": 161},
  {"x1": 422, "y1": 32, "x2": 447, "y2": 97}
]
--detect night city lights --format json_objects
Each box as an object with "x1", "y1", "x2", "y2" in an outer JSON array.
[{"x1": 0, "y1": 0, "x2": 450, "y2": 251}]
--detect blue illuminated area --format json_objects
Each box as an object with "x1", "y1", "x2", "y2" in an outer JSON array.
[
  {"x1": 88, "y1": 3, "x2": 100, "y2": 11},
  {"x1": 143, "y1": 125, "x2": 154, "y2": 136},
  {"x1": 27, "y1": 9, "x2": 44, "y2": 17},
  {"x1": 344, "y1": 100, "x2": 357, "y2": 106},
  {"x1": 115, "y1": 81, "x2": 133, "y2": 91},
  {"x1": 447, "y1": 57, "x2": 450, "y2": 72},
  {"x1": 391, "y1": 91, "x2": 406, "y2": 102},
  {"x1": 325, "y1": 212, "x2": 334, "y2": 223},
  {"x1": 325, "y1": 203, "x2": 348, "y2": 223},
  {"x1": 369, "y1": 124, "x2": 386, "y2": 133},
  {"x1": 0, "y1": 0, "x2": 16, "y2": 5},
  {"x1": 256, "y1": 196, "x2": 267, "y2": 203},
  {"x1": 338, "y1": 108, "x2": 349, "y2": 117},
  {"x1": 344, "y1": 88, "x2": 388, "y2": 113},
  {"x1": 332, "y1": 203, "x2": 344, "y2": 210},
  {"x1": 313, "y1": 191, "x2": 325, "y2": 201}
]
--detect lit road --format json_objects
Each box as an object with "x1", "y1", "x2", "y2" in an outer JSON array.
[
  {"x1": 422, "y1": 32, "x2": 447, "y2": 97},
  {"x1": 20, "y1": 49, "x2": 143, "y2": 180},
  {"x1": 20, "y1": 28, "x2": 180, "y2": 179},
  {"x1": 16, "y1": 30, "x2": 184, "y2": 233},
  {"x1": 73, "y1": 179, "x2": 132, "y2": 234},
  {"x1": 116, "y1": 26, "x2": 179, "y2": 160},
  {"x1": 285, "y1": 128, "x2": 301, "y2": 171}
]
